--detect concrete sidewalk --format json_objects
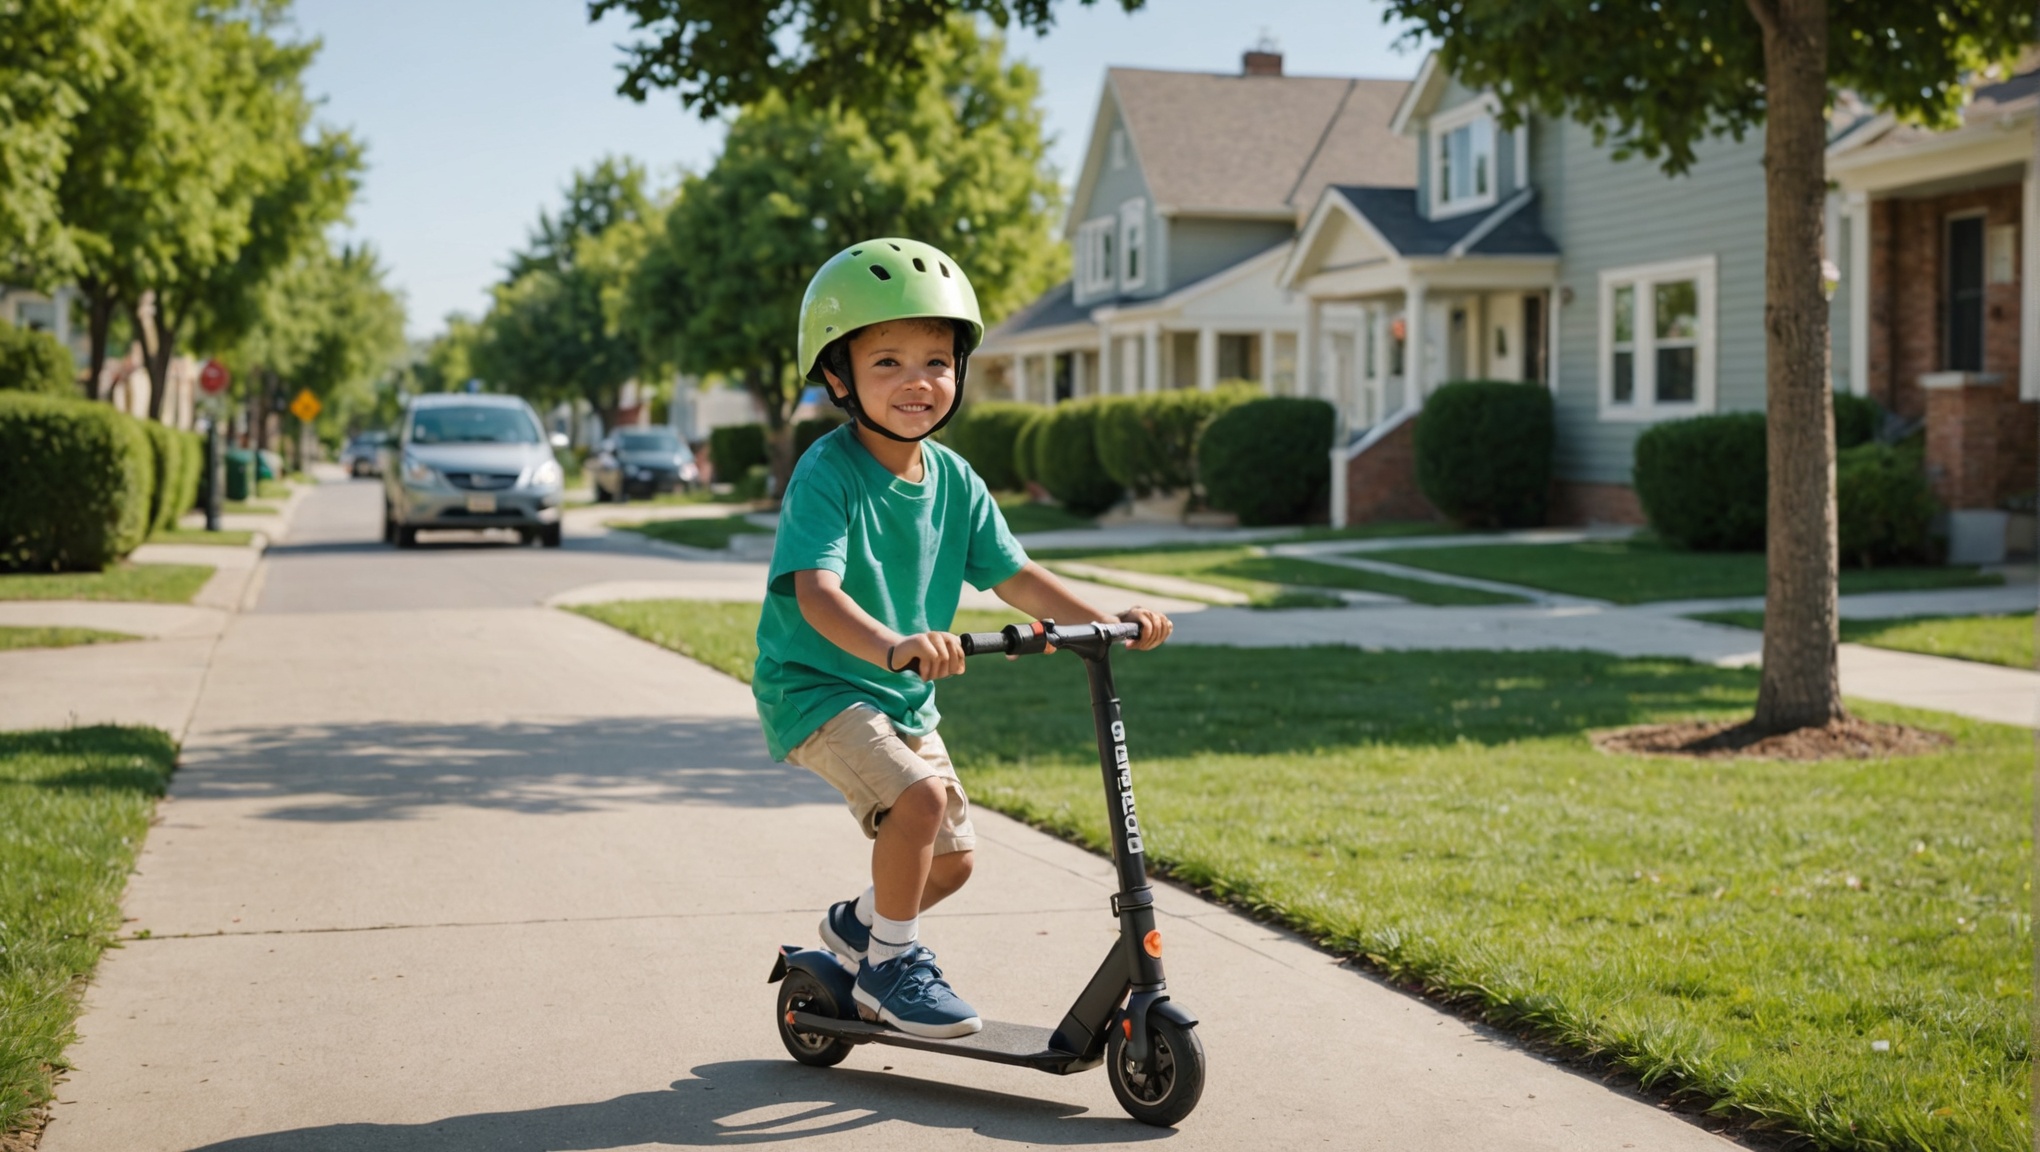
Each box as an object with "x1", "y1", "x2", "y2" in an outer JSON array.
[{"x1": 38, "y1": 480, "x2": 1739, "y2": 1151}]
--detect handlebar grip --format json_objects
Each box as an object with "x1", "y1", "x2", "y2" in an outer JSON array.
[{"x1": 958, "y1": 631, "x2": 1011, "y2": 657}]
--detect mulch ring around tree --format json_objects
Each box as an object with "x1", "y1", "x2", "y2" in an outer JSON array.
[{"x1": 1592, "y1": 716, "x2": 1953, "y2": 761}]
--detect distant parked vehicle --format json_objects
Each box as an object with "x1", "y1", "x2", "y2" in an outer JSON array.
[
  {"x1": 380, "y1": 394, "x2": 567, "y2": 548},
  {"x1": 590, "y1": 428, "x2": 699, "y2": 502},
  {"x1": 341, "y1": 431, "x2": 388, "y2": 477}
]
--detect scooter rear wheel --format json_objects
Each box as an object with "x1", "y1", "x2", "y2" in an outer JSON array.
[
  {"x1": 1107, "y1": 1014, "x2": 1204, "y2": 1127},
  {"x1": 775, "y1": 970, "x2": 854, "y2": 1067}
]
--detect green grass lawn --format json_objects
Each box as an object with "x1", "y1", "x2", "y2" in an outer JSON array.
[
  {"x1": 573, "y1": 596, "x2": 2029, "y2": 1152},
  {"x1": 0, "y1": 726, "x2": 177, "y2": 1137},
  {"x1": 1045, "y1": 546, "x2": 1524, "y2": 607},
  {"x1": 147, "y1": 527, "x2": 256, "y2": 547},
  {"x1": 1369, "y1": 538, "x2": 2003, "y2": 604},
  {"x1": 996, "y1": 493, "x2": 1097, "y2": 535},
  {"x1": 1694, "y1": 610, "x2": 2035, "y2": 670},
  {"x1": 614, "y1": 513, "x2": 772, "y2": 551},
  {"x1": 0, "y1": 626, "x2": 140, "y2": 651},
  {"x1": 0, "y1": 564, "x2": 213, "y2": 604},
  {"x1": 219, "y1": 500, "x2": 278, "y2": 516},
  {"x1": 254, "y1": 479, "x2": 293, "y2": 500}
]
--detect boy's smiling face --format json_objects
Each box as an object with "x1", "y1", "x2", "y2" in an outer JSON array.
[{"x1": 823, "y1": 319, "x2": 958, "y2": 441}]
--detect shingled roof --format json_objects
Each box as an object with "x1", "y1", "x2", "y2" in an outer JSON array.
[{"x1": 1103, "y1": 68, "x2": 1415, "y2": 218}]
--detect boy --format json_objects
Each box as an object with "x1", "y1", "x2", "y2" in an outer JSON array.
[{"x1": 754, "y1": 238, "x2": 1171, "y2": 1039}]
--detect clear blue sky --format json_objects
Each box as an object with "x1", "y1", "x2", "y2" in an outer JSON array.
[{"x1": 290, "y1": 0, "x2": 1426, "y2": 340}]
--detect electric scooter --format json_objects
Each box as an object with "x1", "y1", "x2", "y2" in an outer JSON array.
[{"x1": 767, "y1": 619, "x2": 1205, "y2": 1127}]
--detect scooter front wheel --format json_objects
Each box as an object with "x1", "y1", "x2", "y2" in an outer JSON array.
[
  {"x1": 775, "y1": 969, "x2": 854, "y2": 1068},
  {"x1": 1107, "y1": 1013, "x2": 1204, "y2": 1127}
]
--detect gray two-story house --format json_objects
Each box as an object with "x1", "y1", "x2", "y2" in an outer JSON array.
[{"x1": 976, "y1": 48, "x2": 1413, "y2": 405}]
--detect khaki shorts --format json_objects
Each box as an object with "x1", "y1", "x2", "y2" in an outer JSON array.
[{"x1": 787, "y1": 704, "x2": 976, "y2": 855}]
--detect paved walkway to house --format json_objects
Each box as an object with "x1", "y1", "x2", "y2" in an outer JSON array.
[{"x1": 35, "y1": 477, "x2": 1742, "y2": 1152}]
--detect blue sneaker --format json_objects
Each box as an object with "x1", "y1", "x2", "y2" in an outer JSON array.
[
  {"x1": 818, "y1": 899, "x2": 868, "y2": 962},
  {"x1": 854, "y1": 946, "x2": 983, "y2": 1039}
]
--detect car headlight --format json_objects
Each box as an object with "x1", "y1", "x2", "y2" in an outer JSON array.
[
  {"x1": 402, "y1": 457, "x2": 440, "y2": 486},
  {"x1": 527, "y1": 459, "x2": 563, "y2": 489}
]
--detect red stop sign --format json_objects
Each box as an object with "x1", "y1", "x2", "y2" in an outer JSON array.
[{"x1": 199, "y1": 359, "x2": 230, "y2": 394}]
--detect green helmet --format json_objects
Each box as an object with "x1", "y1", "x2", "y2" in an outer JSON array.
[{"x1": 798, "y1": 238, "x2": 984, "y2": 385}]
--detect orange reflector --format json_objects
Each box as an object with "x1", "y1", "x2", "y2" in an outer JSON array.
[
  {"x1": 1143, "y1": 930, "x2": 1163, "y2": 958},
  {"x1": 1122, "y1": 1019, "x2": 1133, "y2": 1039},
  {"x1": 785, "y1": 1011, "x2": 797, "y2": 1026}
]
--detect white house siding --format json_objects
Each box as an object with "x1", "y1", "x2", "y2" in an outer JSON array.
[
  {"x1": 1535, "y1": 117, "x2": 1772, "y2": 487},
  {"x1": 1074, "y1": 97, "x2": 1160, "y2": 307}
]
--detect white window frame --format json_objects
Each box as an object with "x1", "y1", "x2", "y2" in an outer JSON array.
[
  {"x1": 1119, "y1": 199, "x2": 1146, "y2": 290},
  {"x1": 1596, "y1": 255, "x2": 1718, "y2": 422},
  {"x1": 1077, "y1": 216, "x2": 1116, "y2": 296},
  {"x1": 1428, "y1": 97, "x2": 1500, "y2": 219}
]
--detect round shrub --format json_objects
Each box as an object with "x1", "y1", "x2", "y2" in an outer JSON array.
[
  {"x1": 942, "y1": 401, "x2": 1042, "y2": 491},
  {"x1": 1837, "y1": 443, "x2": 1935, "y2": 567},
  {"x1": 1012, "y1": 409, "x2": 1048, "y2": 487},
  {"x1": 1633, "y1": 413, "x2": 1767, "y2": 550},
  {"x1": 1832, "y1": 392, "x2": 1880, "y2": 450},
  {"x1": 1095, "y1": 387, "x2": 1256, "y2": 497},
  {"x1": 141, "y1": 421, "x2": 184, "y2": 533},
  {"x1": 1034, "y1": 399, "x2": 1123, "y2": 515},
  {"x1": 0, "y1": 320, "x2": 78, "y2": 396},
  {"x1": 0, "y1": 394, "x2": 154, "y2": 570},
  {"x1": 708, "y1": 422, "x2": 768, "y2": 483},
  {"x1": 175, "y1": 429, "x2": 204, "y2": 521},
  {"x1": 1412, "y1": 381, "x2": 1554, "y2": 528},
  {"x1": 795, "y1": 413, "x2": 846, "y2": 460},
  {"x1": 1197, "y1": 397, "x2": 1337, "y2": 526}
]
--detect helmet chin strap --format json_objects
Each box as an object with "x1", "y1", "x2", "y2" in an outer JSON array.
[{"x1": 826, "y1": 354, "x2": 969, "y2": 444}]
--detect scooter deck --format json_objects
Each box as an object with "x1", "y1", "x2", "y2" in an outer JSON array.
[{"x1": 789, "y1": 1012, "x2": 1101, "y2": 1074}]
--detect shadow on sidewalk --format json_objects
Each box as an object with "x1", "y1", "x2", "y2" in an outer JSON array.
[
  {"x1": 185, "y1": 1059, "x2": 1169, "y2": 1149},
  {"x1": 175, "y1": 717, "x2": 831, "y2": 822}
]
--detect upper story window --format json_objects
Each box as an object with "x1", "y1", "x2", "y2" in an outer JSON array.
[
  {"x1": 1598, "y1": 255, "x2": 1717, "y2": 421},
  {"x1": 1429, "y1": 100, "x2": 1498, "y2": 218},
  {"x1": 1120, "y1": 200, "x2": 1146, "y2": 289},
  {"x1": 1077, "y1": 216, "x2": 1116, "y2": 296}
]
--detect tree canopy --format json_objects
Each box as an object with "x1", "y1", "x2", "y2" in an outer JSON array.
[
  {"x1": 0, "y1": 0, "x2": 122, "y2": 281},
  {"x1": 590, "y1": 0, "x2": 1143, "y2": 116}
]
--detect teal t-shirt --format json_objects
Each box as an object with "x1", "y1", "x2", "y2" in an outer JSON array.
[{"x1": 753, "y1": 424, "x2": 1030, "y2": 760}]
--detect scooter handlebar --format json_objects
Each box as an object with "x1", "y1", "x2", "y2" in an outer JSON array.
[{"x1": 957, "y1": 619, "x2": 1142, "y2": 657}]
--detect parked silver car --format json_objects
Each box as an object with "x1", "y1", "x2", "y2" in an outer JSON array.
[{"x1": 380, "y1": 394, "x2": 566, "y2": 548}]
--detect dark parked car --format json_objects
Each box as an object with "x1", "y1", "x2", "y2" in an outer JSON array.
[
  {"x1": 590, "y1": 428, "x2": 699, "y2": 502},
  {"x1": 341, "y1": 431, "x2": 388, "y2": 477}
]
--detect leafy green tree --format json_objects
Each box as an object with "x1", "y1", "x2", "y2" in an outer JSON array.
[
  {"x1": 591, "y1": 0, "x2": 1142, "y2": 116},
  {"x1": 626, "y1": 16, "x2": 1064, "y2": 491},
  {"x1": 0, "y1": 0, "x2": 120, "y2": 281},
  {"x1": 411, "y1": 315, "x2": 483, "y2": 394},
  {"x1": 473, "y1": 159, "x2": 651, "y2": 428},
  {"x1": 1381, "y1": 1, "x2": 2033, "y2": 732},
  {"x1": 0, "y1": 320, "x2": 80, "y2": 395}
]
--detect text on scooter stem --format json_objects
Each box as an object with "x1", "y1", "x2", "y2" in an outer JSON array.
[{"x1": 1110, "y1": 720, "x2": 1144, "y2": 856}]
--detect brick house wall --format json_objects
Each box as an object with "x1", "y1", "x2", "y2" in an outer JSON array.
[
  {"x1": 1867, "y1": 181, "x2": 2039, "y2": 508},
  {"x1": 1343, "y1": 416, "x2": 1440, "y2": 523}
]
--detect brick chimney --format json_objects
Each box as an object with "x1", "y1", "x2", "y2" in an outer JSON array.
[{"x1": 1242, "y1": 48, "x2": 1283, "y2": 76}]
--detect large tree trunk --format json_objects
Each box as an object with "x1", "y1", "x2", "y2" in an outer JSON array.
[
  {"x1": 81, "y1": 280, "x2": 115, "y2": 401},
  {"x1": 134, "y1": 294, "x2": 181, "y2": 424},
  {"x1": 747, "y1": 355, "x2": 800, "y2": 502},
  {"x1": 1750, "y1": 0, "x2": 1844, "y2": 732}
]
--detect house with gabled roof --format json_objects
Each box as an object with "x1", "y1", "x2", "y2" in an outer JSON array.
[{"x1": 974, "y1": 47, "x2": 1413, "y2": 405}]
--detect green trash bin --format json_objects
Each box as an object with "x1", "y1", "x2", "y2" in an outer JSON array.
[{"x1": 225, "y1": 449, "x2": 255, "y2": 502}]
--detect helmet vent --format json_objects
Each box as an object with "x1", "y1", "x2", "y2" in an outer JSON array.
[
  {"x1": 850, "y1": 249, "x2": 862, "y2": 256},
  {"x1": 911, "y1": 257, "x2": 926, "y2": 273},
  {"x1": 938, "y1": 262, "x2": 951, "y2": 277},
  {"x1": 868, "y1": 264, "x2": 892, "y2": 281},
  {"x1": 888, "y1": 243, "x2": 901, "y2": 251}
]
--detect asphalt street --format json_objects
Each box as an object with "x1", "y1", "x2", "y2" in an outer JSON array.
[{"x1": 40, "y1": 479, "x2": 1739, "y2": 1151}]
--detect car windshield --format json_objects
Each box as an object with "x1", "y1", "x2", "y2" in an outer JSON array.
[
  {"x1": 349, "y1": 433, "x2": 386, "y2": 447},
  {"x1": 619, "y1": 432, "x2": 684, "y2": 454},
  {"x1": 409, "y1": 406, "x2": 541, "y2": 445}
]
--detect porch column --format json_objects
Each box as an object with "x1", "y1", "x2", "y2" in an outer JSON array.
[
  {"x1": 1143, "y1": 323, "x2": 1161, "y2": 393},
  {"x1": 1260, "y1": 327, "x2": 1277, "y2": 392},
  {"x1": 1847, "y1": 190, "x2": 1871, "y2": 399},
  {"x1": 1197, "y1": 326, "x2": 1217, "y2": 391},
  {"x1": 1405, "y1": 281, "x2": 1427, "y2": 407},
  {"x1": 1098, "y1": 326, "x2": 1114, "y2": 394},
  {"x1": 2023, "y1": 166, "x2": 2039, "y2": 399},
  {"x1": 1300, "y1": 296, "x2": 1323, "y2": 397}
]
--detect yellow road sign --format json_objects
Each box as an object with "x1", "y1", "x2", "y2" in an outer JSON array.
[{"x1": 289, "y1": 389, "x2": 321, "y2": 422}]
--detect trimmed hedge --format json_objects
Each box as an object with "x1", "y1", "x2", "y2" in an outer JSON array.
[
  {"x1": 943, "y1": 401, "x2": 1042, "y2": 491},
  {"x1": 0, "y1": 320, "x2": 77, "y2": 396},
  {"x1": 1012, "y1": 410, "x2": 1048, "y2": 487},
  {"x1": 1094, "y1": 387, "x2": 1256, "y2": 497},
  {"x1": 1034, "y1": 399, "x2": 1123, "y2": 515},
  {"x1": 0, "y1": 394, "x2": 154, "y2": 571},
  {"x1": 1197, "y1": 397, "x2": 1337, "y2": 526},
  {"x1": 795, "y1": 414, "x2": 846, "y2": 460},
  {"x1": 1833, "y1": 392, "x2": 1880, "y2": 450},
  {"x1": 1633, "y1": 413, "x2": 1767, "y2": 551},
  {"x1": 708, "y1": 423, "x2": 768, "y2": 483},
  {"x1": 1838, "y1": 443, "x2": 1935, "y2": 566},
  {"x1": 1413, "y1": 381, "x2": 1553, "y2": 528}
]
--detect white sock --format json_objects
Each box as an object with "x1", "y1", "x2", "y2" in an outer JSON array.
[
  {"x1": 868, "y1": 912, "x2": 918, "y2": 964},
  {"x1": 854, "y1": 886, "x2": 875, "y2": 928}
]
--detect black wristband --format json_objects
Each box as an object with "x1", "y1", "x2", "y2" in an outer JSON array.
[{"x1": 885, "y1": 643, "x2": 900, "y2": 672}]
